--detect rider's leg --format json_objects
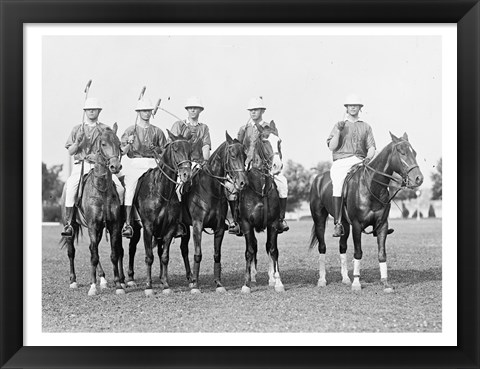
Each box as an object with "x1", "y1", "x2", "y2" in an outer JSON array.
[
  {"x1": 274, "y1": 173, "x2": 289, "y2": 233},
  {"x1": 122, "y1": 171, "x2": 139, "y2": 239},
  {"x1": 332, "y1": 196, "x2": 344, "y2": 237},
  {"x1": 62, "y1": 163, "x2": 82, "y2": 237}
]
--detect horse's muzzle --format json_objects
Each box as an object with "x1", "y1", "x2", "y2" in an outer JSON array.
[
  {"x1": 178, "y1": 166, "x2": 192, "y2": 183},
  {"x1": 108, "y1": 160, "x2": 122, "y2": 174}
]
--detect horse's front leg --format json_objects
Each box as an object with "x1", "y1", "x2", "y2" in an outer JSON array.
[
  {"x1": 96, "y1": 260, "x2": 108, "y2": 290},
  {"x1": 65, "y1": 235, "x2": 77, "y2": 289},
  {"x1": 267, "y1": 224, "x2": 284, "y2": 292},
  {"x1": 190, "y1": 221, "x2": 203, "y2": 293},
  {"x1": 213, "y1": 223, "x2": 226, "y2": 293},
  {"x1": 87, "y1": 226, "x2": 103, "y2": 296},
  {"x1": 142, "y1": 225, "x2": 155, "y2": 296},
  {"x1": 109, "y1": 221, "x2": 125, "y2": 295},
  {"x1": 242, "y1": 222, "x2": 256, "y2": 293},
  {"x1": 159, "y1": 233, "x2": 173, "y2": 294},
  {"x1": 179, "y1": 227, "x2": 193, "y2": 287},
  {"x1": 339, "y1": 221, "x2": 351, "y2": 285},
  {"x1": 126, "y1": 222, "x2": 141, "y2": 288},
  {"x1": 376, "y1": 221, "x2": 394, "y2": 293},
  {"x1": 351, "y1": 221, "x2": 363, "y2": 291}
]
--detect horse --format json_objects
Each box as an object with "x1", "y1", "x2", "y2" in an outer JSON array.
[
  {"x1": 178, "y1": 132, "x2": 248, "y2": 293},
  {"x1": 309, "y1": 132, "x2": 424, "y2": 293},
  {"x1": 61, "y1": 124, "x2": 125, "y2": 296},
  {"x1": 237, "y1": 121, "x2": 285, "y2": 293},
  {"x1": 126, "y1": 131, "x2": 192, "y2": 296}
]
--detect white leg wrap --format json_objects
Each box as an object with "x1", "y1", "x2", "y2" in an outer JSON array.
[
  {"x1": 353, "y1": 259, "x2": 361, "y2": 276},
  {"x1": 250, "y1": 260, "x2": 257, "y2": 282},
  {"x1": 379, "y1": 262, "x2": 388, "y2": 280},
  {"x1": 340, "y1": 254, "x2": 348, "y2": 277},
  {"x1": 268, "y1": 259, "x2": 275, "y2": 285},
  {"x1": 319, "y1": 254, "x2": 326, "y2": 281}
]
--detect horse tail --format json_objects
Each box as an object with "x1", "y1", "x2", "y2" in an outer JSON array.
[{"x1": 308, "y1": 223, "x2": 319, "y2": 250}]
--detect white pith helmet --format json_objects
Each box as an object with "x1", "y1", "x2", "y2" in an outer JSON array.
[
  {"x1": 247, "y1": 96, "x2": 266, "y2": 110},
  {"x1": 185, "y1": 97, "x2": 204, "y2": 110},
  {"x1": 344, "y1": 94, "x2": 364, "y2": 107},
  {"x1": 83, "y1": 97, "x2": 102, "y2": 110},
  {"x1": 135, "y1": 98, "x2": 154, "y2": 111}
]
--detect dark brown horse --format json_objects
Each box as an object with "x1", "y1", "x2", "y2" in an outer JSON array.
[
  {"x1": 309, "y1": 132, "x2": 424, "y2": 293},
  {"x1": 237, "y1": 122, "x2": 285, "y2": 293},
  {"x1": 126, "y1": 131, "x2": 192, "y2": 296},
  {"x1": 179, "y1": 132, "x2": 248, "y2": 293},
  {"x1": 61, "y1": 124, "x2": 125, "y2": 296}
]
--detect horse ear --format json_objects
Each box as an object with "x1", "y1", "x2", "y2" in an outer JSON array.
[
  {"x1": 390, "y1": 131, "x2": 400, "y2": 142},
  {"x1": 270, "y1": 120, "x2": 276, "y2": 130},
  {"x1": 112, "y1": 122, "x2": 118, "y2": 135},
  {"x1": 167, "y1": 129, "x2": 177, "y2": 141},
  {"x1": 402, "y1": 132, "x2": 409, "y2": 141},
  {"x1": 225, "y1": 131, "x2": 233, "y2": 143}
]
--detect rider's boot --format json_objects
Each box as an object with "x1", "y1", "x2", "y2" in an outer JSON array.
[
  {"x1": 122, "y1": 206, "x2": 134, "y2": 238},
  {"x1": 174, "y1": 212, "x2": 187, "y2": 238},
  {"x1": 228, "y1": 200, "x2": 242, "y2": 236},
  {"x1": 61, "y1": 206, "x2": 75, "y2": 238},
  {"x1": 276, "y1": 198, "x2": 290, "y2": 234},
  {"x1": 332, "y1": 196, "x2": 344, "y2": 237}
]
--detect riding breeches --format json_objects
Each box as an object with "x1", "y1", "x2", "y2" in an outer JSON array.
[
  {"x1": 65, "y1": 162, "x2": 124, "y2": 207},
  {"x1": 122, "y1": 157, "x2": 157, "y2": 206},
  {"x1": 224, "y1": 172, "x2": 288, "y2": 200},
  {"x1": 330, "y1": 155, "x2": 362, "y2": 196}
]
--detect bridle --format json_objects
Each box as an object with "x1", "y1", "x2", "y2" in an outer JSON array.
[
  {"x1": 363, "y1": 140, "x2": 419, "y2": 206},
  {"x1": 203, "y1": 141, "x2": 246, "y2": 194},
  {"x1": 152, "y1": 139, "x2": 192, "y2": 185}
]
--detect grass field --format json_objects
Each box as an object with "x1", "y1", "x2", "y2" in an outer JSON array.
[{"x1": 42, "y1": 218, "x2": 442, "y2": 332}]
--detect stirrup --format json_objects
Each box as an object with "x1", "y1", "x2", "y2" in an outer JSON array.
[
  {"x1": 276, "y1": 219, "x2": 289, "y2": 234},
  {"x1": 228, "y1": 222, "x2": 242, "y2": 236},
  {"x1": 333, "y1": 223, "x2": 344, "y2": 237},
  {"x1": 122, "y1": 224, "x2": 133, "y2": 238},
  {"x1": 61, "y1": 224, "x2": 73, "y2": 237}
]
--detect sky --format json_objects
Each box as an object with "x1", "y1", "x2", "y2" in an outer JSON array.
[{"x1": 42, "y1": 34, "x2": 442, "y2": 188}]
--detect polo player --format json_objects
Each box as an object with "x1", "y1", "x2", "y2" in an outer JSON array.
[
  {"x1": 327, "y1": 94, "x2": 376, "y2": 237},
  {"x1": 227, "y1": 96, "x2": 289, "y2": 236},
  {"x1": 120, "y1": 97, "x2": 167, "y2": 238},
  {"x1": 62, "y1": 98, "x2": 124, "y2": 238}
]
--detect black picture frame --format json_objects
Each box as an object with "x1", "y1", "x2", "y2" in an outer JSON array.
[{"x1": 1, "y1": 1, "x2": 478, "y2": 368}]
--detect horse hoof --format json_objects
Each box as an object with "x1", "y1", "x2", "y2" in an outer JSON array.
[
  {"x1": 351, "y1": 283, "x2": 362, "y2": 291},
  {"x1": 241, "y1": 286, "x2": 251, "y2": 294},
  {"x1": 342, "y1": 278, "x2": 352, "y2": 285},
  {"x1": 216, "y1": 287, "x2": 227, "y2": 293},
  {"x1": 317, "y1": 280, "x2": 327, "y2": 287},
  {"x1": 188, "y1": 282, "x2": 195, "y2": 288},
  {"x1": 384, "y1": 286, "x2": 395, "y2": 293},
  {"x1": 145, "y1": 289, "x2": 154, "y2": 297},
  {"x1": 127, "y1": 281, "x2": 137, "y2": 288},
  {"x1": 69, "y1": 282, "x2": 78, "y2": 289},
  {"x1": 162, "y1": 288, "x2": 172, "y2": 295},
  {"x1": 100, "y1": 278, "x2": 108, "y2": 289},
  {"x1": 116, "y1": 288, "x2": 125, "y2": 295},
  {"x1": 275, "y1": 285, "x2": 285, "y2": 292},
  {"x1": 88, "y1": 287, "x2": 97, "y2": 296},
  {"x1": 191, "y1": 288, "x2": 201, "y2": 294},
  {"x1": 120, "y1": 283, "x2": 126, "y2": 289},
  {"x1": 269, "y1": 280, "x2": 276, "y2": 287}
]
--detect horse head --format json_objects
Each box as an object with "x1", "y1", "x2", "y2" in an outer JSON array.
[
  {"x1": 98, "y1": 123, "x2": 122, "y2": 174},
  {"x1": 253, "y1": 121, "x2": 282, "y2": 172},
  {"x1": 166, "y1": 129, "x2": 193, "y2": 183},
  {"x1": 389, "y1": 132, "x2": 424, "y2": 188},
  {"x1": 225, "y1": 131, "x2": 248, "y2": 191}
]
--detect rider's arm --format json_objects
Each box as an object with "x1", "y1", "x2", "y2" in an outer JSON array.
[
  {"x1": 327, "y1": 123, "x2": 343, "y2": 151},
  {"x1": 120, "y1": 127, "x2": 133, "y2": 155},
  {"x1": 65, "y1": 126, "x2": 83, "y2": 156},
  {"x1": 365, "y1": 146, "x2": 376, "y2": 160},
  {"x1": 201, "y1": 125, "x2": 211, "y2": 161}
]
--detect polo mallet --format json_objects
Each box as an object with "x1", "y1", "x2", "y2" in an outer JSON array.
[
  {"x1": 132, "y1": 86, "x2": 147, "y2": 143},
  {"x1": 157, "y1": 97, "x2": 183, "y2": 122},
  {"x1": 152, "y1": 98, "x2": 162, "y2": 118},
  {"x1": 81, "y1": 79, "x2": 92, "y2": 134}
]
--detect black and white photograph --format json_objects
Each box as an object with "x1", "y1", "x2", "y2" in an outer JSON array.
[{"x1": 29, "y1": 24, "x2": 455, "y2": 345}]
